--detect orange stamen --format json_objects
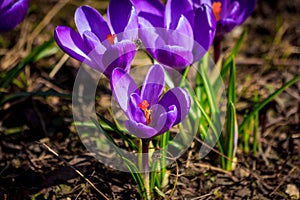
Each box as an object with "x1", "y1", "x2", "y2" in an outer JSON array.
[
  {"x1": 138, "y1": 100, "x2": 152, "y2": 125},
  {"x1": 106, "y1": 34, "x2": 116, "y2": 45},
  {"x1": 212, "y1": 2, "x2": 222, "y2": 22}
]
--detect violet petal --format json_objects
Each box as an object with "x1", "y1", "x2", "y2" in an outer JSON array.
[
  {"x1": 169, "y1": 15, "x2": 194, "y2": 51},
  {"x1": 54, "y1": 26, "x2": 90, "y2": 62},
  {"x1": 153, "y1": 45, "x2": 193, "y2": 69},
  {"x1": 217, "y1": 18, "x2": 237, "y2": 34},
  {"x1": 127, "y1": 93, "x2": 147, "y2": 124},
  {"x1": 120, "y1": 7, "x2": 139, "y2": 41},
  {"x1": 226, "y1": 1, "x2": 240, "y2": 20},
  {"x1": 124, "y1": 120, "x2": 158, "y2": 139},
  {"x1": 159, "y1": 87, "x2": 191, "y2": 125},
  {"x1": 165, "y1": 0, "x2": 194, "y2": 29},
  {"x1": 141, "y1": 64, "x2": 165, "y2": 106},
  {"x1": 0, "y1": 0, "x2": 28, "y2": 32},
  {"x1": 102, "y1": 40, "x2": 136, "y2": 77},
  {"x1": 131, "y1": 0, "x2": 164, "y2": 27},
  {"x1": 193, "y1": 4, "x2": 216, "y2": 53},
  {"x1": 138, "y1": 17, "x2": 166, "y2": 46},
  {"x1": 82, "y1": 31, "x2": 103, "y2": 52},
  {"x1": 110, "y1": 68, "x2": 139, "y2": 114},
  {"x1": 108, "y1": 0, "x2": 134, "y2": 34},
  {"x1": 235, "y1": 0, "x2": 256, "y2": 24},
  {"x1": 151, "y1": 104, "x2": 178, "y2": 135},
  {"x1": 0, "y1": 0, "x2": 13, "y2": 10},
  {"x1": 75, "y1": 6, "x2": 111, "y2": 42}
]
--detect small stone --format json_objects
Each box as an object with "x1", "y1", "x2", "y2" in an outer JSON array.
[{"x1": 286, "y1": 184, "x2": 299, "y2": 199}]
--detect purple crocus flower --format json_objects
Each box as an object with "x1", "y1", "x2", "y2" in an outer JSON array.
[
  {"x1": 131, "y1": 0, "x2": 216, "y2": 69},
  {"x1": 196, "y1": 0, "x2": 256, "y2": 38},
  {"x1": 194, "y1": 0, "x2": 256, "y2": 61},
  {"x1": 111, "y1": 64, "x2": 191, "y2": 138},
  {"x1": 0, "y1": 0, "x2": 29, "y2": 32},
  {"x1": 54, "y1": 0, "x2": 138, "y2": 78}
]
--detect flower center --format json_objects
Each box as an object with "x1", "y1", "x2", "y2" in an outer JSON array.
[
  {"x1": 212, "y1": 1, "x2": 222, "y2": 22},
  {"x1": 138, "y1": 100, "x2": 152, "y2": 125},
  {"x1": 106, "y1": 34, "x2": 116, "y2": 45}
]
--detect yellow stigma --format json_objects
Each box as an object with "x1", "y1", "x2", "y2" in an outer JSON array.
[
  {"x1": 212, "y1": 1, "x2": 222, "y2": 22},
  {"x1": 138, "y1": 100, "x2": 152, "y2": 125}
]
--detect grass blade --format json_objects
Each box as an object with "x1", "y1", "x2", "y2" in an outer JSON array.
[
  {"x1": 223, "y1": 57, "x2": 237, "y2": 171},
  {"x1": 221, "y1": 29, "x2": 248, "y2": 78},
  {"x1": 90, "y1": 117, "x2": 146, "y2": 198},
  {"x1": 239, "y1": 74, "x2": 300, "y2": 131},
  {"x1": 224, "y1": 102, "x2": 238, "y2": 171},
  {"x1": 0, "y1": 39, "x2": 57, "y2": 89},
  {"x1": 96, "y1": 113, "x2": 138, "y2": 151}
]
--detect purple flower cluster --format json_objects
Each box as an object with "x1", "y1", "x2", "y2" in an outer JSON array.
[
  {"x1": 54, "y1": 0, "x2": 256, "y2": 138},
  {"x1": 0, "y1": 0, "x2": 28, "y2": 32},
  {"x1": 54, "y1": 0, "x2": 256, "y2": 73}
]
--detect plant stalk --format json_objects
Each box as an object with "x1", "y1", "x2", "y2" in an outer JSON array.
[
  {"x1": 213, "y1": 38, "x2": 221, "y2": 63},
  {"x1": 142, "y1": 139, "x2": 151, "y2": 200}
]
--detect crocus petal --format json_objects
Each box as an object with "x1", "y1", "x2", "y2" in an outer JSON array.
[
  {"x1": 0, "y1": 0, "x2": 28, "y2": 32},
  {"x1": 215, "y1": 0, "x2": 256, "y2": 36},
  {"x1": 102, "y1": 40, "x2": 136, "y2": 77},
  {"x1": 139, "y1": 17, "x2": 193, "y2": 68},
  {"x1": 82, "y1": 31, "x2": 107, "y2": 70},
  {"x1": 0, "y1": 0, "x2": 13, "y2": 10},
  {"x1": 169, "y1": 15, "x2": 194, "y2": 51},
  {"x1": 217, "y1": 18, "x2": 237, "y2": 34},
  {"x1": 138, "y1": 12, "x2": 164, "y2": 28},
  {"x1": 127, "y1": 93, "x2": 147, "y2": 124},
  {"x1": 138, "y1": 17, "x2": 167, "y2": 44},
  {"x1": 131, "y1": 0, "x2": 164, "y2": 17},
  {"x1": 193, "y1": 4, "x2": 216, "y2": 53},
  {"x1": 141, "y1": 64, "x2": 165, "y2": 106},
  {"x1": 54, "y1": 26, "x2": 90, "y2": 62},
  {"x1": 159, "y1": 87, "x2": 190, "y2": 125},
  {"x1": 149, "y1": 104, "x2": 165, "y2": 128},
  {"x1": 226, "y1": 1, "x2": 240, "y2": 20},
  {"x1": 198, "y1": 0, "x2": 212, "y2": 6},
  {"x1": 119, "y1": 7, "x2": 139, "y2": 41},
  {"x1": 235, "y1": 0, "x2": 256, "y2": 24},
  {"x1": 138, "y1": 17, "x2": 169, "y2": 60},
  {"x1": 75, "y1": 6, "x2": 111, "y2": 42},
  {"x1": 111, "y1": 68, "x2": 139, "y2": 114},
  {"x1": 165, "y1": 0, "x2": 194, "y2": 30},
  {"x1": 124, "y1": 120, "x2": 158, "y2": 138},
  {"x1": 154, "y1": 45, "x2": 193, "y2": 69},
  {"x1": 85, "y1": 49, "x2": 104, "y2": 72},
  {"x1": 157, "y1": 105, "x2": 178, "y2": 134},
  {"x1": 108, "y1": 0, "x2": 134, "y2": 34},
  {"x1": 131, "y1": 0, "x2": 164, "y2": 27},
  {"x1": 82, "y1": 31, "x2": 102, "y2": 52},
  {"x1": 151, "y1": 104, "x2": 178, "y2": 135}
]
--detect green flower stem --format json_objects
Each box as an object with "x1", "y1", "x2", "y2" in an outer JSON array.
[
  {"x1": 213, "y1": 38, "x2": 221, "y2": 63},
  {"x1": 142, "y1": 139, "x2": 151, "y2": 200}
]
